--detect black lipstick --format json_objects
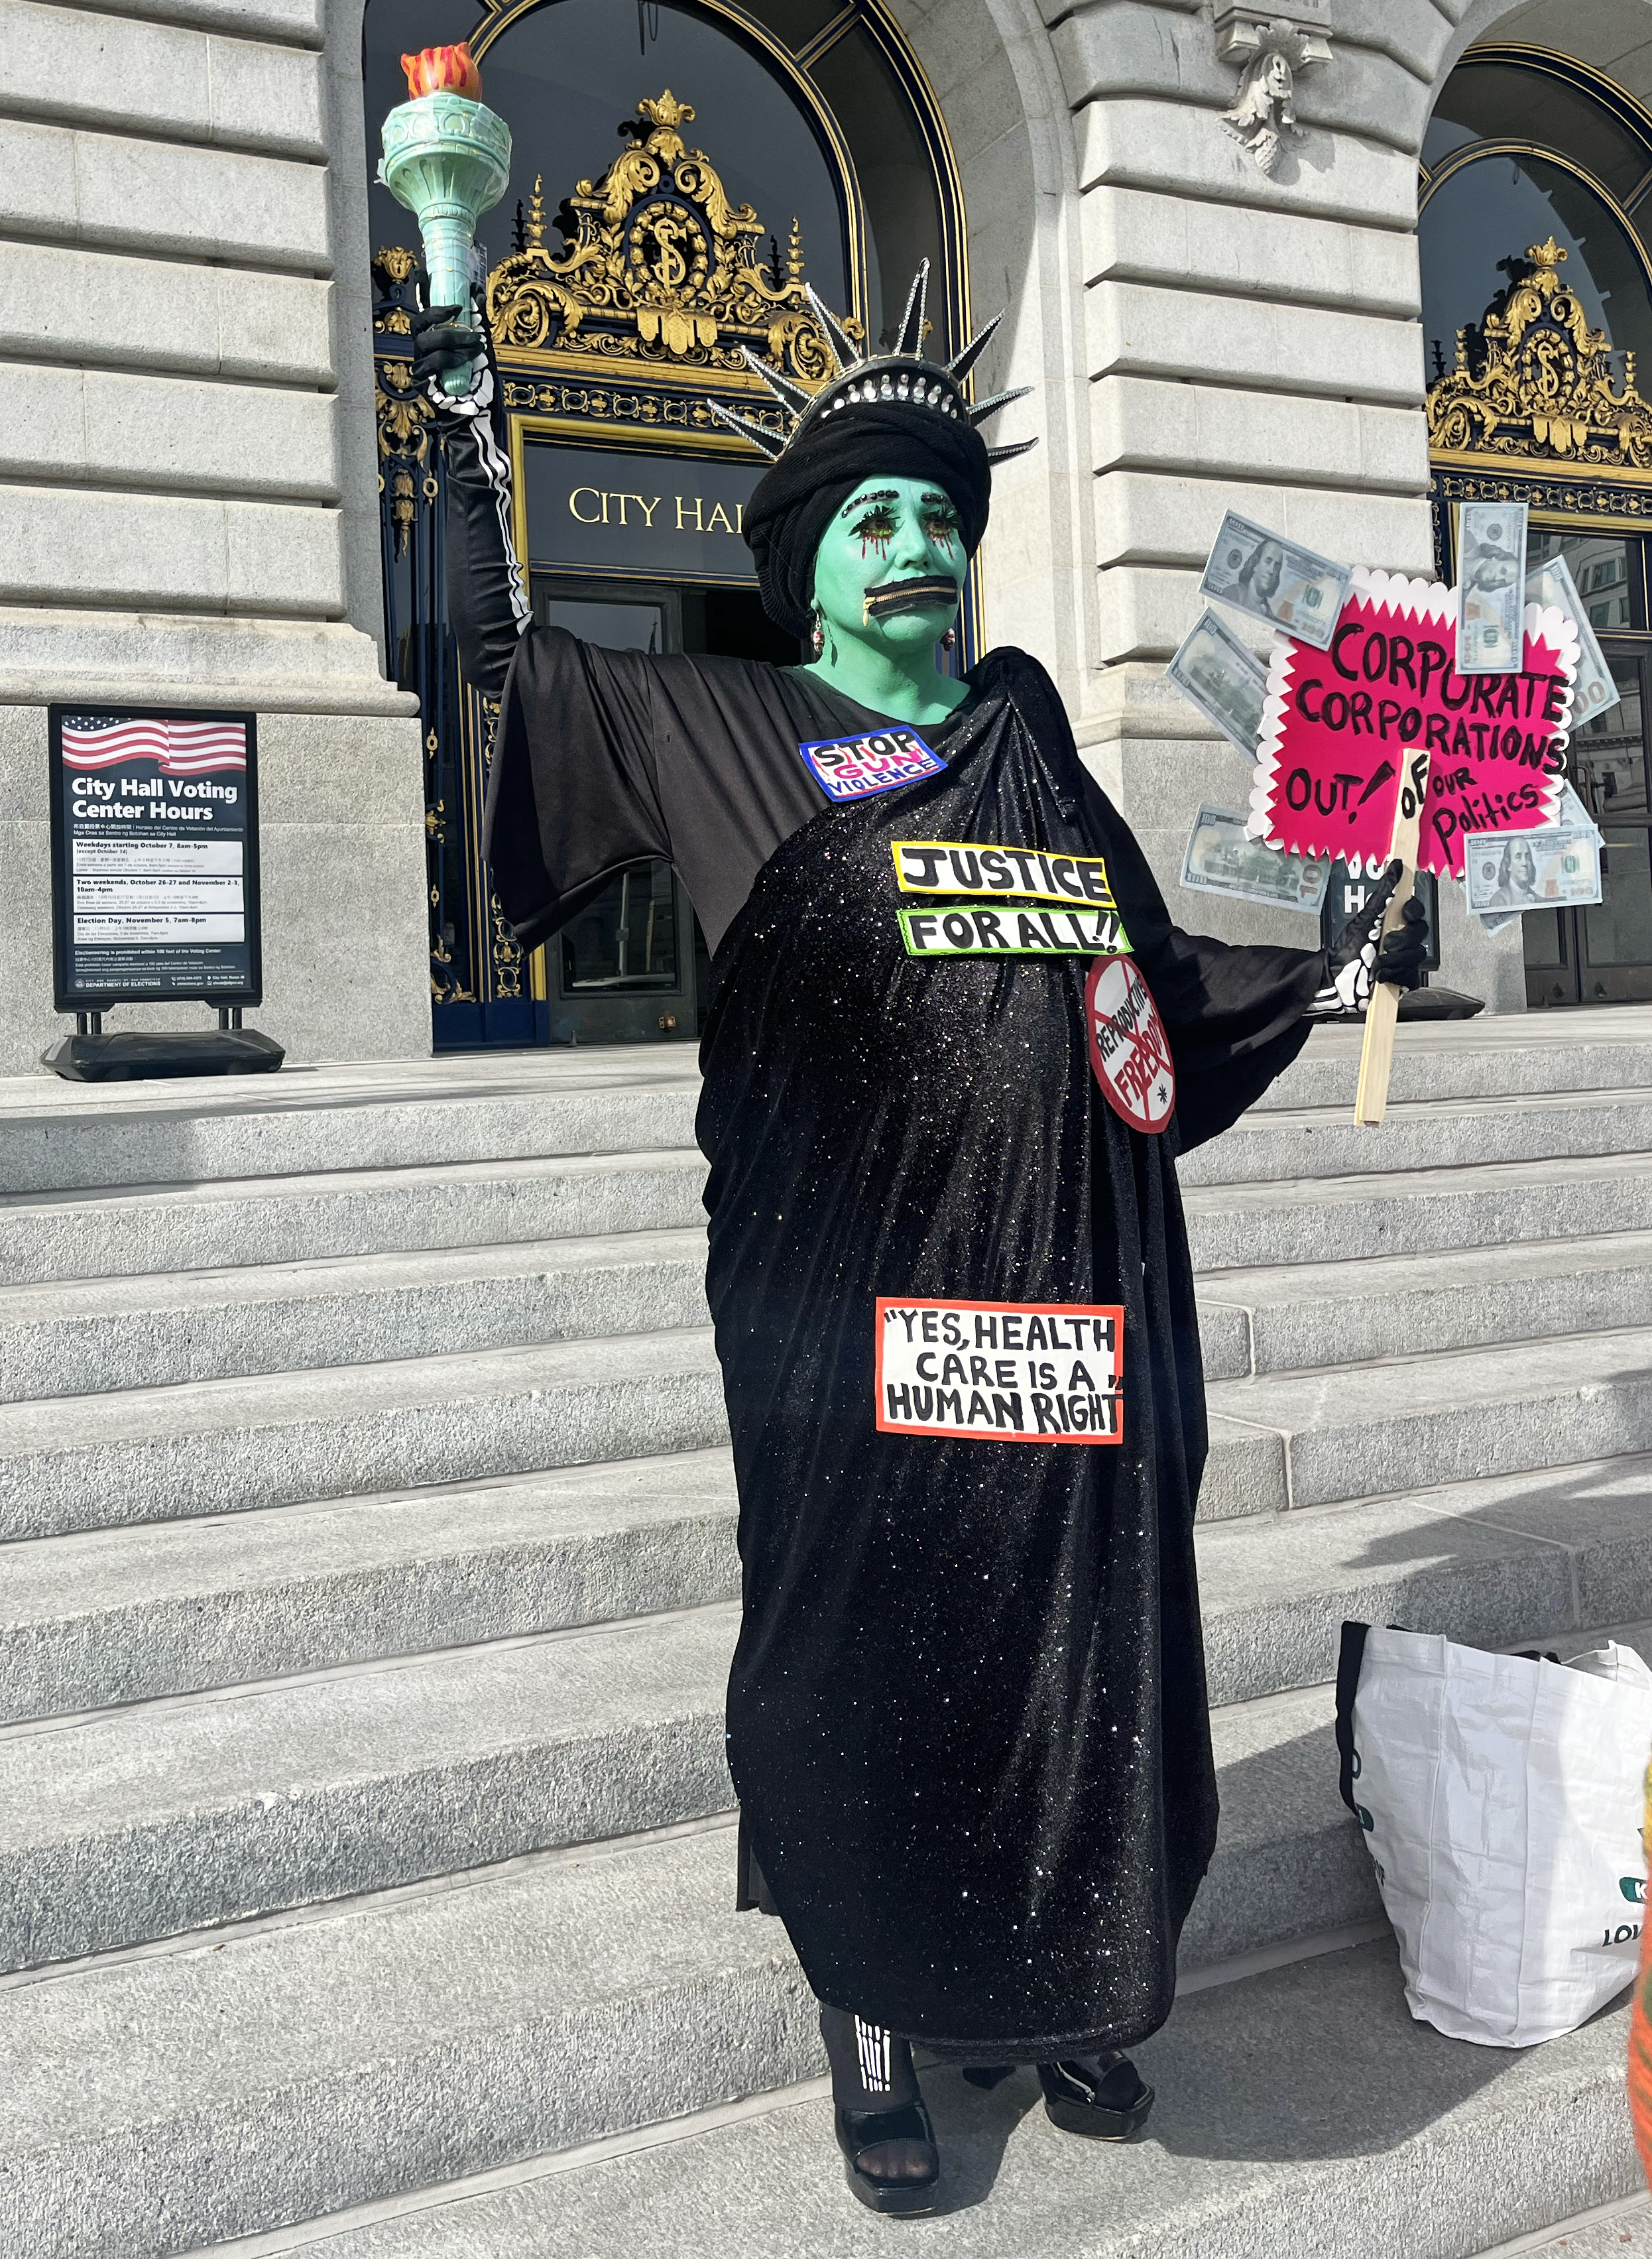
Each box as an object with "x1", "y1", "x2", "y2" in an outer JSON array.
[{"x1": 862, "y1": 576, "x2": 959, "y2": 624}]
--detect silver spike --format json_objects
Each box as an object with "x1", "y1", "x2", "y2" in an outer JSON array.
[
  {"x1": 736, "y1": 346, "x2": 812, "y2": 417},
  {"x1": 805, "y1": 286, "x2": 862, "y2": 375},
  {"x1": 969, "y1": 385, "x2": 1033, "y2": 427},
  {"x1": 707, "y1": 400, "x2": 787, "y2": 460},
  {"x1": 947, "y1": 309, "x2": 1003, "y2": 385},
  {"x1": 986, "y1": 435, "x2": 1038, "y2": 465},
  {"x1": 894, "y1": 260, "x2": 929, "y2": 357}
]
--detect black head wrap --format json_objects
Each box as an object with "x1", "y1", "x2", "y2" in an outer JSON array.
[{"x1": 743, "y1": 400, "x2": 991, "y2": 637}]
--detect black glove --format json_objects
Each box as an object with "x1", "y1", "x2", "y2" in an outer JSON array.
[
  {"x1": 1325, "y1": 859, "x2": 1431, "y2": 1013},
  {"x1": 410, "y1": 303, "x2": 483, "y2": 394}
]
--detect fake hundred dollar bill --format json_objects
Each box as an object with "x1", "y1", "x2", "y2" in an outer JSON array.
[
  {"x1": 1525, "y1": 553, "x2": 1622, "y2": 725},
  {"x1": 1199, "y1": 511, "x2": 1351, "y2": 653},
  {"x1": 1464, "y1": 822, "x2": 1603, "y2": 918},
  {"x1": 1181, "y1": 804, "x2": 1330, "y2": 912},
  {"x1": 1456, "y1": 500, "x2": 1529, "y2": 674},
  {"x1": 1167, "y1": 608, "x2": 1268, "y2": 757},
  {"x1": 1476, "y1": 783, "x2": 1603, "y2": 934}
]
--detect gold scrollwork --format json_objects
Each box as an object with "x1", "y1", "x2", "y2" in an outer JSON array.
[
  {"x1": 485, "y1": 89, "x2": 848, "y2": 385},
  {"x1": 1427, "y1": 237, "x2": 1652, "y2": 473}
]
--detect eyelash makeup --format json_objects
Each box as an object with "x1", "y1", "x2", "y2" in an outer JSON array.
[{"x1": 853, "y1": 506, "x2": 896, "y2": 558}]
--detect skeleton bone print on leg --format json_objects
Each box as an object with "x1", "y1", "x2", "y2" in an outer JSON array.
[{"x1": 1085, "y1": 955, "x2": 1176, "y2": 1132}]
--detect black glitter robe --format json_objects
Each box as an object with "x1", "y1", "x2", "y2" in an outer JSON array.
[{"x1": 483, "y1": 627, "x2": 1322, "y2": 2059}]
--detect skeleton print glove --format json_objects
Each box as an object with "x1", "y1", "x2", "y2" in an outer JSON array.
[{"x1": 1309, "y1": 859, "x2": 1431, "y2": 1016}]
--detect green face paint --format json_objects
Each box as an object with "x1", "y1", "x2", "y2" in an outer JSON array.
[{"x1": 804, "y1": 475, "x2": 971, "y2": 727}]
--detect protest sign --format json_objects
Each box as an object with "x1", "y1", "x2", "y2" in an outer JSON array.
[
  {"x1": 875, "y1": 1297, "x2": 1123, "y2": 1444},
  {"x1": 1247, "y1": 568, "x2": 1576, "y2": 879}
]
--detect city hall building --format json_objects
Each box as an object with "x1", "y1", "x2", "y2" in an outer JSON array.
[{"x1": 4, "y1": 0, "x2": 1652, "y2": 1071}]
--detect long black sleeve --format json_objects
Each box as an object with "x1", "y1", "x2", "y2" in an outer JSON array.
[
  {"x1": 435, "y1": 367, "x2": 531, "y2": 700},
  {"x1": 1003, "y1": 658, "x2": 1324, "y2": 1148}
]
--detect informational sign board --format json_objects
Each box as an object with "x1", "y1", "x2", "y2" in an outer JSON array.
[{"x1": 48, "y1": 706, "x2": 261, "y2": 1010}]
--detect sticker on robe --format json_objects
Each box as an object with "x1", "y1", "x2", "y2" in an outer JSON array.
[
  {"x1": 797, "y1": 726, "x2": 947, "y2": 802},
  {"x1": 875, "y1": 1296, "x2": 1123, "y2": 1444},
  {"x1": 892, "y1": 839, "x2": 1116, "y2": 908},
  {"x1": 899, "y1": 902, "x2": 1132, "y2": 957},
  {"x1": 1085, "y1": 953, "x2": 1176, "y2": 1133}
]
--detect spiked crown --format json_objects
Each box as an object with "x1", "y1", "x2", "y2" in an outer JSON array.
[{"x1": 710, "y1": 261, "x2": 1035, "y2": 468}]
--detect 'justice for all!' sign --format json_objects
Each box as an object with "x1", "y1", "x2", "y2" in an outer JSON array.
[{"x1": 1248, "y1": 568, "x2": 1576, "y2": 879}]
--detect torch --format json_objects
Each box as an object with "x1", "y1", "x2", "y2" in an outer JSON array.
[{"x1": 379, "y1": 44, "x2": 512, "y2": 397}]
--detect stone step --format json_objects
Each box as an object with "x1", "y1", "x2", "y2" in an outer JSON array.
[
  {"x1": 7, "y1": 1479, "x2": 1641, "y2": 1974},
  {"x1": 0, "y1": 1149, "x2": 710, "y2": 1288},
  {"x1": 0, "y1": 1329, "x2": 729, "y2": 1544},
  {"x1": 0, "y1": 1452, "x2": 742, "y2": 1721},
  {"x1": 1183, "y1": 1148, "x2": 1652, "y2": 1272},
  {"x1": 0, "y1": 1825, "x2": 812, "y2": 2256},
  {"x1": 1179, "y1": 1085, "x2": 1652, "y2": 1190},
  {"x1": 5, "y1": 1312, "x2": 1647, "y2": 1542},
  {"x1": 1254, "y1": 1007, "x2": 1652, "y2": 1111},
  {"x1": 0, "y1": 1054, "x2": 703, "y2": 1198},
  {"x1": 282, "y1": 1941, "x2": 1635, "y2": 2259},
  {"x1": 0, "y1": 1230, "x2": 712, "y2": 1404},
  {"x1": 5, "y1": 1204, "x2": 1638, "y2": 1404},
  {"x1": 8, "y1": 1436, "x2": 1648, "y2": 1727},
  {"x1": 0, "y1": 1825, "x2": 1634, "y2": 2258},
  {"x1": 1195, "y1": 1227, "x2": 1652, "y2": 1380},
  {"x1": 1202, "y1": 1323, "x2": 1652, "y2": 1518},
  {"x1": 0, "y1": 1610, "x2": 1372, "y2": 1977}
]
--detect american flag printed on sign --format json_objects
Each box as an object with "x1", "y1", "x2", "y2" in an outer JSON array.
[{"x1": 60, "y1": 715, "x2": 247, "y2": 773}]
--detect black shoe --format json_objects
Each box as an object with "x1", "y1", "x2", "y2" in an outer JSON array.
[
  {"x1": 834, "y1": 2101, "x2": 941, "y2": 2215},
  {"x1": 1037, "y1": 2052, "x2": 1154, "y2": 2140}
]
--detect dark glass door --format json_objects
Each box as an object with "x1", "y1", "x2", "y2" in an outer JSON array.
[
  {"x1": 533, "y1": 580, "x2": 699, "y2": 1045},
  {"x1": 1523, "y1": 532, "x2": 1652, "y2": 1006},
  {"x1": 531, "y1": 577, "x2": 799, "y2": 1043}
]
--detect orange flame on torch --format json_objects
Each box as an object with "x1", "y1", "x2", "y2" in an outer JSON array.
[{"x1": 401, "y1": 42, "x2": 482, "y2": 99}]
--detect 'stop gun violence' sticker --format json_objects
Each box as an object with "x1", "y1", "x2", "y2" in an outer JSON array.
[
  {"x1": 892, "y1": 839, "x2": 1114, "y2": 906},
  {"x1": 798, "y1": 728, "x2": 947, "y2": 802}
]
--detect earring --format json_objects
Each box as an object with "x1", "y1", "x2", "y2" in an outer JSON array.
[
  {"x1": 809, "y1": 609, "x2": 825, "y2": 660},
  {"x1": 941, "y1": 627, "x2": 957, "y2": 650}
]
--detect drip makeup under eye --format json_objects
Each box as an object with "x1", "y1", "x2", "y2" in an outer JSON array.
[
  {"x1": 920, "y1": 493, "x2": 959, "y2": 555},
  {"x1": 851, "y1": 504, "x2": 897, "y2": 560}
]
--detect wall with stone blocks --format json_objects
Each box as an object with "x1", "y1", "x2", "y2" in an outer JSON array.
[
  {"x1": 0, "y1": 0, "x2": 428, "y2": 1075},
  {"x1": 906, "y1": 0, "x2": 1572, "y2": 1014}
]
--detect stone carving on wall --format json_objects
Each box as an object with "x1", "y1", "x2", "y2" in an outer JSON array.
[
  {"x1": 1427, "y1": 237, "x2": 1652, "y2": 471},
  {"x1": 1215, "y1": 12, "x2": 1332, "y2": 178}
]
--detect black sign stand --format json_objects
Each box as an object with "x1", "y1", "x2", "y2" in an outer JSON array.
[{"x1": 42, "y1": 704, "x2": 283, "y2": 1081}]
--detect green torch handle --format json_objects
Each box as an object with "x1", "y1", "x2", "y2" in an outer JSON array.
[{"x1": 379, "y1": 93, "x2": 512, "y2": 400}]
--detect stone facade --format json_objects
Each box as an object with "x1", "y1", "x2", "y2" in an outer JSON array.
[
  {"x1": 1, "y1": 0, "x2": 1644, "y2": 1069},
  {"x1": 0, "y1": 0, "x2": 426, "y2": 1074}
]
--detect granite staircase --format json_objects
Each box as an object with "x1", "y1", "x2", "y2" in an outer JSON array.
[{"x1": 3, "y1": 1018, "x2": 1652, "y2": 2257}]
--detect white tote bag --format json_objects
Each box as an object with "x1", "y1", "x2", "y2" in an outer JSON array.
[{"x1": 1336, "y1": 1621, "x2": 1652, "y2": 2047}]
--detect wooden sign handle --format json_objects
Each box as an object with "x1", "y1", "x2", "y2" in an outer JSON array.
[{"x1": 1354, "y1": 745, "x2": 1431, "y2": 1129}]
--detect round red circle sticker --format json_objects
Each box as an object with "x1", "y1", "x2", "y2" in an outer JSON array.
[{"x1": 1085, "y1": 954, "x2": 1176, "y2": 1134}]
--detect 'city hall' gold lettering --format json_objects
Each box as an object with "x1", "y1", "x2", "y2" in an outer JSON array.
[{"x1": 567, "y1": 487, "x2": 744, "y2": 535}]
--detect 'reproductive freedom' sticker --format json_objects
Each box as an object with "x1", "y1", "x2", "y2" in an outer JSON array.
[
  {"x1": 898, "y1": 902, "x2": 1131, "y2": 957},
  {"x1": 797, "y1": 727, "x2": 946, "y2": 801},
  {"x1": 875, "y1": 1296, "x2": 1123, "y2": 1443}
]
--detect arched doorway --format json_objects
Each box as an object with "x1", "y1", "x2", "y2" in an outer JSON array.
[
  {"x1": 365, "y1": 0, "x2": 971, "y2": 1048},
  {"x1": 1421, "y1": 43, "x2": 1652, "y2": 1006}
]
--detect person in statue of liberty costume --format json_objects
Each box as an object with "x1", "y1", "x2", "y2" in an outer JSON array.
[{"x1": 413, "y1": 264, "x2": 1427, "y2": 2217}]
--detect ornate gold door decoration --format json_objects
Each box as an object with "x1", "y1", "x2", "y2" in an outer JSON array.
[
  {"x1": 1428, "y1": 238, "x2": 1652, "y2": 471},
  {"x1": 485, "y1": 90, "x2": 845, "y2": 386}
]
